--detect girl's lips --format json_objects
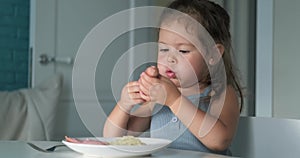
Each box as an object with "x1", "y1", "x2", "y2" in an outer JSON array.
[{"x1": 166, "y1": 69, "x2": 176, "y2": 78}]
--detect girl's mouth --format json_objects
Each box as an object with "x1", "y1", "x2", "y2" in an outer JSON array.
[{"x1": 166, "y1": 69, "x2": 176, "y2": 78}]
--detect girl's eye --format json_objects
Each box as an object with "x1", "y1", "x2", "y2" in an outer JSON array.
[
  {"x1": 179, "y1": 50, "x2": 190, "y2": 54},
  {"x1": 159, "y1": 48, "x2": 169, "y2": 52}
]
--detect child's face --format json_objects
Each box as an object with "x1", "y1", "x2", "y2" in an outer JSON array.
[{"x1": 157, "y1": 22, "x2": 208, "y2": 89}]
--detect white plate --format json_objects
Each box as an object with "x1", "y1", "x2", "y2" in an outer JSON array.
[{"x1": 62, "y1": 137, "x2": 172, "y2": 157}]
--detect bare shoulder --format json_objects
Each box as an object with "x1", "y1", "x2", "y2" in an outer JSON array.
[
  {"x1": 225, "y1": 85, "x2": 240, "y2": 111},
  {"x1": 210, "y1": 85, "x2": 240, "y2": 124},
  {"x1": 221, "y1": 85, "x2": 240, "y2": 124}
]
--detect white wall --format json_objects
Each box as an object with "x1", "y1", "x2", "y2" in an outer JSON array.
[
  {"x1": 273, "y1": 0, "x2": 300, "y2": 119},
  {"x1": 257, "y1": 0, "x2": 300, "y2": 119}
]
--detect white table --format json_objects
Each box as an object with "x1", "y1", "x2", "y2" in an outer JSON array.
[{"x1": 0, "y1": 141, "x2": 234, "y2": 158}]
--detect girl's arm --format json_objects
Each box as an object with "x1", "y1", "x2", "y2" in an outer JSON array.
[
  {"x1": 103, "y1": 81, "x2": 152, "y2": 137},
  {"x1": 103, "y1": 103, "x2": 152, "y2": 137},
  {"x1": 103, "y1": 103, "x2": 131, "y2": 137}
]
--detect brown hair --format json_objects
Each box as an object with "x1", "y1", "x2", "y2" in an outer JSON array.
[{"x1": 160, "y1": 0, "x2": 244, "y2": 111}]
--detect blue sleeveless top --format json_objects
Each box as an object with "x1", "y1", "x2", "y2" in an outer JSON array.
[{"x1": 150, "y1": 86, "x2": 230, "y2": 155}]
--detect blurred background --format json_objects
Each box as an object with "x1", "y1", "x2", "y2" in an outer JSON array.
[{"x1": 0, "y1": 0, "x2": 299, "y2": 140}]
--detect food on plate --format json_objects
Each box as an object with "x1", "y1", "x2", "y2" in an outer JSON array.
[
  {"x1": 110, "y1": 136, "x2": 145, "y2": 146},
  {"x1": 65, "y1": 136, "x2": 145, "y2": 146},
  {"x1": 65, "y1": 136, "x2": 109, "y2": 145}
]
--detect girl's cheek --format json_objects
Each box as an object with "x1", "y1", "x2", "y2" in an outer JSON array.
[
  {"x1": 157, "y1": 64, "x2": 164, "y2": 72},
  {"x1": 157, "y1": 54, "x2": 168, "y2": 65},
  {"x1": 157, "y1": 55, "x2": 163, "y2": 63}
]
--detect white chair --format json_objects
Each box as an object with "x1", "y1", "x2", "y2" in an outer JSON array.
[
  {"x1": 0, "y1": 74, "x2": 62, "y2": 140},
  {"x1": 230, "y1": 116, "x2": 300, "y2": 158}
]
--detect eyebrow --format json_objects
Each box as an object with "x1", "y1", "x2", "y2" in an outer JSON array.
[{"x1": 158, "y1": 41, "x2": 193, "y2": 46}]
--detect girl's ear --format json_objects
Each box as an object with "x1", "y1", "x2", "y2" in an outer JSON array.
[{"x1": 209, "y1": 44, "x2": 225, "y2": 65}]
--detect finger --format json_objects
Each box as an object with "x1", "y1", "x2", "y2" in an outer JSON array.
[
  {"x1": 159, "y1": 74, "x2": 173, "y2": 83},
  {"x1": 139, "y1": 76, "x2": 159, "y2": 97},
  {"x1": 141, "y1": 72, "x2": 160, "y2": 88},
  {"x1": 143, "y1": 71, "x2": 160, "y2": 84},
  {"x1": 139, "y1": 90, "x2": 150, "y2": 102},
  {"x1": 139, "y1": 80, "x2": 149, "y2": 96},
  {"x1": 123, "y1": 91, "x2": 145, "y2": 106},
  {"x1": 145, "y1": 66, "x2": 159, "y2": 77},
  {"x1": 127, "y1": 81, "x2": 139, "y2": 87},
  {"x1": 139, "y1": 73, "x2": 153, "y2": 91},
  {"x1": 127, "y1": 84, "x2": 140, "y2": 93},
  {"x1": 132, "y1": 98, "x2": 145, "y2": 105},
  {"x1": 126, "y1": 81, "x2": 141, "y2": 93},
  {"x1": 129, "y1": 92, "x2": 142, "y2": 100}
]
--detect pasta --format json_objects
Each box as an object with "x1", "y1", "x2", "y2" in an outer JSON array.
[{"x1": 110, "y1": 136, "x2": 145, "y2": 145}]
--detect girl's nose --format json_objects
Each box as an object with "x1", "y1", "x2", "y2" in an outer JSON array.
[{"x1": 167, "y1": 55, "x2": 177, "y2": 64}]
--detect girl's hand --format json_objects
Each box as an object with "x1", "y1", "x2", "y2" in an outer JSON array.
[
  {"x1": 138, "y1": 66, "x2": 181, "y2": 106},
  {"x1": 118, "y1": 81, "x2": 145, "y2": 113}
]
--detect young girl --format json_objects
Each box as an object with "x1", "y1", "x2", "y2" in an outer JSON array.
[{"x1": 103, "y1": 0, "x2": 243, "y2": 155}]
